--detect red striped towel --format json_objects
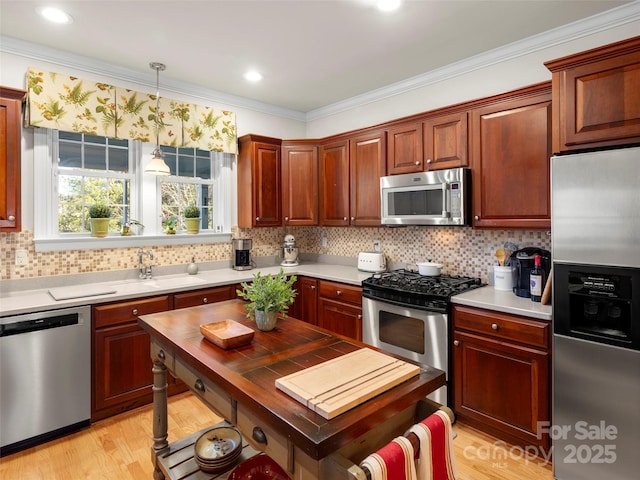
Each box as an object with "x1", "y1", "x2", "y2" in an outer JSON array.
[
  {"x1": 408, "y1": 410, "x2": 458, "y2": 480},
  {"x1": 360, "y1": 435, "x2": 417, "y2": 480}
]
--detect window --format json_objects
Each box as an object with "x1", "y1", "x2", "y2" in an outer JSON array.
[{"x1": 34, "y1": 129, "x2": 234, "y2": 251}]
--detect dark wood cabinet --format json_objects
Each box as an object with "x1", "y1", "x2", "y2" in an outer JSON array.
[
  {"x1": 320, "y1": 138, "x2": 350, "y2": 226},
  {"x1": 0, "y1": 86, "x2": 26, "y2": 232},
  {"x1": 281, "y1": 141, "x2": 319, "y2": 226},
  {"x1": 349, "y1": 130, "x2": 386, "y2": 226},
  {"x1": 470, "y1": 83, "x2": 552, "y2": 229},
  {"x1": 91, "y1": 295, "x2": 185, "y2": 421},
  {"x1": 237, "y1": 134, "x2": 282, "y2": 228},
  {"x1": 545, "y1": 35, "x2": 640, "y2": 152},
  {"x1": 291, "y1": 276, "x2": 318, "y2": 325},
  {"x1": 173, "y1": 285, "x2": 235, "y2": 309},
  {"x1": 452, "y1": 305, "x2": 550, "y2": 449},
  {"x1": 386, "y1": 122, "x2": 423, "y2": 174},
  {"x1": 423, "y1": 111, "x2": 468, "y2": 170},
  {"x1": 317, "y1": 280, "x2": 362, "y2": 341}
]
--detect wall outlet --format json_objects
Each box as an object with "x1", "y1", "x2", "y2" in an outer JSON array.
[
  {"x1": 321, "y1": 237, "x2": 328, "y2": 248},
  {"x1": 15, "y1": 249, "x2": 28, "y2": 266},
  {"x1": 373, "y1": 240, "x2": 381, "y2": 252}
]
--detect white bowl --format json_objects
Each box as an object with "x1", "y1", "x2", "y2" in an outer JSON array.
[{"x1": 417, "y1": 262, "x2": 442, "y2": 276}]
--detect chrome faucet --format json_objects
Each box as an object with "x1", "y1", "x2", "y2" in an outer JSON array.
[{"x1": 138, "y1": 249, "x2": 154, "y2": 279}]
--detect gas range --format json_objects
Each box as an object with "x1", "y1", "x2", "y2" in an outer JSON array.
[{"x1": 362, "y1": 269, "x2": 484, "y2": 313}]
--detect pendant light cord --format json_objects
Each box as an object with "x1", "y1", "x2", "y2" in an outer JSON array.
[{"x1": 150, "y1": 62, "x2": 166, "y2": 152}]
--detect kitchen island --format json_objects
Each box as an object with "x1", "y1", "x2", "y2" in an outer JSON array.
[{"x1": 138, "y1": 299, "x2": 446, "y2": 480}]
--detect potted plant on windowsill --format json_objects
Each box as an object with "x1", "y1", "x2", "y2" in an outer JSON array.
[
  {"x1": 162, "y1": 215, "x2": 177, "y2": 234},
  {"x1": 88, "y1": 204, "x2": 111, "y2": 237},
  {"x1": 236, "y1": 269, "x2": 297, "y2": 331},
  {"x1": 184, "y1": 206, "x2": 201, "y2": 234}
]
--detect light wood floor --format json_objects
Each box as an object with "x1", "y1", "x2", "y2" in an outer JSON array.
[{"x1": 0, "y1": 392, "x2": 553, "y2": 479}]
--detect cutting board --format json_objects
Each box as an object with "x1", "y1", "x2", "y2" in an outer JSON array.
[{"x1": 275, "y1": 348, "x2": 420, "y2": 419}]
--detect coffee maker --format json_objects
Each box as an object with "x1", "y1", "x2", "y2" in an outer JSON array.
[
  {"x1": 510, "y1": 247, "x2": 551, "y2": 298},
  {"x1": 281, "y1": 234, "x2": 299, "y2": 267},
  {"x1": 232, "y1": 238, "x2": 253, "y2": 271}
]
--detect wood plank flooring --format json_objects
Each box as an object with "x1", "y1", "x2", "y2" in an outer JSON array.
[{"x1": 0, "y1": 392, "x2": 553, "y2": 479}]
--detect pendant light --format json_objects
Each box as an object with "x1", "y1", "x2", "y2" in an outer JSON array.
[{"x1": 144, "y1": 62, "x2": 170, "y2": 176}]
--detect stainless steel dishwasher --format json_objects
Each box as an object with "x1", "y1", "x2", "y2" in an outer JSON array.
[{"x1": 1, "y1": 305, "x2": 91, "y2": 456}]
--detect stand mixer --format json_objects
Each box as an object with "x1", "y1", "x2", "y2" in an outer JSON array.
[{"x1": 281, "y1": 234, "x2": 299, "y2": 267}]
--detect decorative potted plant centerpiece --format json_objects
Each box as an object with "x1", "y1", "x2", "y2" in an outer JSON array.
[
  {"x1": 88, "y1": 203, "x2": 111, "y2": 237},
  {"x1": 184, "y1": 206, "x2": 201, "y2": 234},
  {"x1": 237, "y1": 269, "x2": 297, "y2": 331}
]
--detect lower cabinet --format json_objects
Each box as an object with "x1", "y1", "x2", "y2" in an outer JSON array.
[
  {"x1": 452, "y1": 305, "x2": 550, "y2": 449},
  {"x1": 317, "y1": 280, "x2": 362, "y2": 341},
  {"x1": 173, "y1": 285, "x2": 235, "y2": 309},
  {"x1": 291, "y1": 277, "x2": 318, "y2": 325}
]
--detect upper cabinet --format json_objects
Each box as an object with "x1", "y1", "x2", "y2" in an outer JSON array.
[
  {"x1": 386, "y1": 122, "x2": 423, "y2": 174},
  {"x1": 423, "y1": 111, "x2": 468, "y2": 171},
  {"x1": 0, "y1": 86, "x2": 26, "y2": 232},
  {"x1": 470, "y1": 83, "x2": 552, "y2": 230},
  {"x1": 320, "y1": 131, "x2": 385, "y2": 227},
  {"x1": 545, "y1": 35, "x2": 640, "y2": 152},
  {"x1": 281, "y1": 141, "x2": 319, "y2": 226},
  {"x1": 237, "y1": 134, "x2": 282, "y2": 228}
]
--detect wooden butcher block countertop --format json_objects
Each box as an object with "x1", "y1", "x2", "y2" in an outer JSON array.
[{"x1": 138, "y1": 299, "x2": 445, "y2": 461}]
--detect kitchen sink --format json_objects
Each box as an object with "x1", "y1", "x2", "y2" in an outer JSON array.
[{"x1": 141, "y1": 275, "x2": 207, "y2": 289}]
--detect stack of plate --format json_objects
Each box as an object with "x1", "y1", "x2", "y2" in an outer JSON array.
[{"x1": 194, "y1": 426, "x2": 243, "y2": 473}]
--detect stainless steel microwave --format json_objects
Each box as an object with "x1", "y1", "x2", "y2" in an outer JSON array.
[{"x1": 380, "y1": 167, "x2": 470, "y2": 226}]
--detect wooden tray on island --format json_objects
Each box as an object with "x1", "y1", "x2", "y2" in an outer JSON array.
[{"x1": 200, "y1": 320, "x2": 254, "y2": 349}]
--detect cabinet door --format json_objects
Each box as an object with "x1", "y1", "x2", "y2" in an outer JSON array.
[
  {"x1": 238, "y1": 135, "x2": 282, "y2": 228},
  {"x1": 453, "y1": 330, "x2": 549, "y2": 448},
  {"x1": 0, "y1": 88, "x2": 25, "y2": 232},
  {"x1": 470, "y1": 87, "x2": 552, "y2": 229},
  {"x1": 318, "y1": 298, "x2": 362, "y2": 341},
  {"x1": 295, "y1": 277, "x2": 318, "y2": 325},
  {"x1": 350, "y1": 131, "x2": 385, "y2": 226},
  {"x1": 423, "y1": 111, "x2": 468, "y2": 170},
  {"x1": 282, "y1": 142, "x2": 318, "y2": 226},
  {"x1": 386, "y1": 122, "x2": 423, "y2": 174},
  {"x1": 320, "y1": 139, "x2": 350, "y2": 226},
  {"x1": 546, "y1": 37, "x2": 640, "y2": 151}
]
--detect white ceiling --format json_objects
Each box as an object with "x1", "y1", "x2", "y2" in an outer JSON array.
[{"x1": 0, "y1": 0, "x2": 635, "y2": 115}]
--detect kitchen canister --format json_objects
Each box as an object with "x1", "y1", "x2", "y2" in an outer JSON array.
[{"x1": 494, "y1": 265, "x2": 514, "y2": 291}]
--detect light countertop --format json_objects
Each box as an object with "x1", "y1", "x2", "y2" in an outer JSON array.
[{"x1": 1, "y1": 263, "x2": 552, "y2": 321}]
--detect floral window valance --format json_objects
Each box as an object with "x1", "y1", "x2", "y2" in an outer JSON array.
[{"x1": 26, "y1": 68, "x2": 237, "y2": 154}]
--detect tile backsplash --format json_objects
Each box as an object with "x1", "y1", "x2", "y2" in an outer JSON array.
[{"x1": 2, "y1": 227, "x2": 550, "y2": 282}]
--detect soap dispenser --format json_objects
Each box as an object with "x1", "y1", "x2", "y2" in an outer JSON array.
[{"x1": 187, "y1": 257, "x2": 198, "y2": 275}]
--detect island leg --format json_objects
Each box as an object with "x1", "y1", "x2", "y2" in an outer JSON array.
[{"x1": 151, "y1": 358, "x2": 168, "y2": 480}]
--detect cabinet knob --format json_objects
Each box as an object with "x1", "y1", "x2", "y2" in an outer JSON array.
[
  {"x1": 132, "y1": 308, "x2": 138, "y2": 316},
  {"x1": 252, "y1": 427, "x2": 267, "y2": 445},
  {"x1": 474, "y1": 215, "x2": 480, "y2": 221},
  {"x1": 343, "y1": 217, "x2": 348, "y2": 221},
  {"x1": 194, "y1": 379, "x2": 205, "y2": 392},
  {"x1": 8, "y1": 215, "x2": 15, "y2": 221},
  {"x1": 351, "y1": 217, "x2": 355, "y2": 222},
  {"x1": 310, "y1": 285, "x2": 316, "y2": 290},
  {"x1": 336, "y1": 290, "x2": 342, "y2": 295},
  {"x1": 491, "y1": 323, "x2": 499, "y2": 331},
  {"x1": 203, "y1": 297, "x2": 208, "y2": 304},
  {"x1": 157, "y1": 350, "x2": 166, "y2": 360},
  {"x1": 453, "y1": 340, "x2": 460, "y2": 346},
  {"x1": 426, "y1": 158, "x2": 432, "y2": 164},
  {"x1": 357, "y1": 314, "x2": 362, "y2": 320},
  {"x1": 284, "y1": 216, "x2": 289, "y2": 222},
  {"x1": 255, "y1": 216, "x2": 260, "y2": 222},
  {"x1": 415, "y1": 161, "x2": 420, "y2": 165}
]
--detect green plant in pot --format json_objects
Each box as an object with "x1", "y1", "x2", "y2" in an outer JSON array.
[
  {"x1": 184, "y1": 205, "x2": 201, "y2": 234},
  {"x1": 88, "y1": 203, "x2": 111, "y2": 237},
  {"x1": 236, "y1": 269, "x2": 297, "y2": 331}
]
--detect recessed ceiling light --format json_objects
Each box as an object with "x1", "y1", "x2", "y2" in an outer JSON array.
[
  {"x1": 244, "y1": 71, "x2": 263, "y2": 82},
  {"x1": 377, "y1": 0, "x2": 401, "y2": 12},
  {"x1": 37, "y1": 6, "x2": 73, "y2": 24}
]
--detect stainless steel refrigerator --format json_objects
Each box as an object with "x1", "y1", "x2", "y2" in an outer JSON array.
[{"x1": 551, "y1": 146, "x2": 640, "y2": 480}]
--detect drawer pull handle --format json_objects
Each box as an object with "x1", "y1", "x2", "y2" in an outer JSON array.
[
  {"x1": 157, "y1": 350, "x2": 166, "y2": 360},
  {"x1": 454, "y1": 340, "x2": 460, "y2": 346},
  {"x1": 336, "y1": 290, "x2": 342, "y2": 296},
  {"x1": 194, "y1": 379, "x2": 205, "y2": 392},
  {"x1": 491, "y1": 323, "x2": 499, "y2": 331},
  {"x1": 252, "y1": 427, "x2": 268, "y2": 445},
  {"x1": 132, "y1": 309, "x2": 138, "y2": 316},
  {"x1": 203, "y1": 297, "x2": 208, "y2": 303}
]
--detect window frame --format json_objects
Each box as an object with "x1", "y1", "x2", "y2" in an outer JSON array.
[{"x1": 33, "y1": 129, "x2": 234, "y2": 252}]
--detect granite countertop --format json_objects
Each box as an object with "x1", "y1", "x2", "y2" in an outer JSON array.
[
  {"x1": 451, "y1": 285, "x2": 552, "y2": 321},
  {"x1": 1, "y1": 263, "x2": 552, "y2": 321}
]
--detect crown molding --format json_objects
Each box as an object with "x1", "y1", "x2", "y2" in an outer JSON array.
[{"x1": 305, "y1": 1, "x2": 640, "y2": 121}]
